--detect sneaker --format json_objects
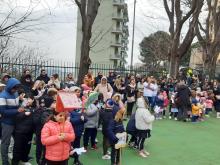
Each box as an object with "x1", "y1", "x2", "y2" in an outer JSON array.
[
  {"x1": 133, "y1": 145, "x2": 138, "y2": 150},
  {"x1": 98, "y1": 127, "x2": 102, "y2": 131},
  {"x1": 174, "y1": 117, "x2": 177, "y2": 121},
  {"x1": 84, "y1": 146, "x2": 88, "y2": 152},
  {"x1": 143, "y1": 150, "x2": 150, "y2": 156},
  {"x1": 102, "y1": 154, "x2": 111, "y2": 160},
  {"x1": 169, "y1": 116, "x2": 172, "y2": 119},
  {"x1": 20, "y1": 162, "x2": 32, "y2": 165},
  {"x1": 139, "y1": 151, "x2": 147, "y2": 158},
  {"x1": 128, "y1": 142, "x2": 134, "y2": 147},
  {"x1": 91, "y1": 145, "x2": 98, "y2": 150}
]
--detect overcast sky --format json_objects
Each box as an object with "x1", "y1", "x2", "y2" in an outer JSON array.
[{"x1": 1, "y1": 0, "x2": 169, "y2": 65}]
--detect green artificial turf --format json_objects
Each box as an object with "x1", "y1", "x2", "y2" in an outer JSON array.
[{"x1": 2, "y1": 116, "x2": 220, "y2": 165}]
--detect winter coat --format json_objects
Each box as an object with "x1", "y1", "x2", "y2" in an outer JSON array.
[
  {"x1": 36, "y1": 74, "x2": 50, "y2": 84},
  {"x1": 135, "y1": 97, "x2": 155, "y2": 130},
  {"x1": 94, "y1": 76, "x2": 113, "y2": 101},
  {"x1": 15, "y1": 108, "x2": 35, "y2": 134},
  {"x1": 176, "y1": 84, "x2": 191, "y2": 107},
  {"x1": 33, "y1": 107, "x2": 53, "y2": 135},
  {"x1": 107, "y1": 120, "x2": 125, "y2": 145},
  {"x1": 126, "y1": 113, "x2": 137, "y2": 134},
  {"x1": 99, "y1": 108, "x2": 114, "y2": 137},
  {"x1": 84, "y1": 104, "x2": 99, "y2": 128},
  {"x1": 0, "y1": 78, "x2": 20, "y2": 125},
  {"x1": 41, "y1": 120, "x2": 75, "y2": 161},
  {"x1": 70, "y1": 111, "x2": 87, "y2": 137},
  {"x1": 20, "y1": 75, "x2": 34, "y2": 94}
]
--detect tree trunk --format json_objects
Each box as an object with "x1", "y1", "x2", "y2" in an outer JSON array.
[{"x1": 77, "y1": 30, "x2": 91, "y2": 84}]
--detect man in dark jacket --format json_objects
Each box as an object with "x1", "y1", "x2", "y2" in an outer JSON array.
[
  {"x1": 0, "y1": 78, "x2": 24, "y2": 165},
  {"x1": 176, "y1": 81, "x2": 191, "y2": 121},
  {"x1": 36, "y1": 69, "x2": 50, "y2": 84}
]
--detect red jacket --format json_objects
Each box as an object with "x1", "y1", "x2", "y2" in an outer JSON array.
[{"x1": 41, "y1": 120, "x2": 75, "y2": 161}]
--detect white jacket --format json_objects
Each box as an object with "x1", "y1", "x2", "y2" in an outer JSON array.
[{"x1": 135, "y1": 97, "x2": 155, "y2": 130}]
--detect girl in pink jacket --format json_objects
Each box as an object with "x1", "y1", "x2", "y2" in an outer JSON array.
[{"x1": 41, "y1": 110, "x2": 75, "y2": 165}]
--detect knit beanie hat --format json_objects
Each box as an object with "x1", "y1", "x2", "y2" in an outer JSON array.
[{"x1": 105, "y1": 99, "x2": 114, "y2": 108}]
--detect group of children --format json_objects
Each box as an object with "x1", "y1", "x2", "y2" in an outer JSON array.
[{"x1": 151, "y1": 88, "x2": 219, "y2": 123}]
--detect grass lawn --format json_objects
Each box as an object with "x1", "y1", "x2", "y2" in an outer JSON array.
[{"x1": 2, "y1": 116, "x2": 220, "y2": 165}]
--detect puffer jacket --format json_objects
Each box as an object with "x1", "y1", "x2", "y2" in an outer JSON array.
[
  {"x1": 0, "y1": 78, "x2": 20, "y2": 125},
  {"x1": 84, "y1": 104, "x2": 99, "y2": 128},
  {"x1": 41, "y1": 120, "x2": 75, "y2": 161},
  {"x1": 135, "y1": 97, "x2": 155, "y2": 130}
]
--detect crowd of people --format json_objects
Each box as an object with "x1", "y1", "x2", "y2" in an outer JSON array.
[{"x1": 0, "y1": 68, "x2": 220, "y2": 165}]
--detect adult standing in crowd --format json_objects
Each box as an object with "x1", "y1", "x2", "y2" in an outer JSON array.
[
  {"x1": 36, "y1": 69, "x2": 50, "y2": 84},
  {"x1": 64, "y1": 73, "x2": 76, "y2": 88},
  {"x1": 107, "y1": 71, "x2": 115, "y2": 87},
  {"x1": 47, "y1": 73, "x2": 61, "y2": 90},
  {"x1": 83, "y1": 70, "x2": 94, "y2": 88},
  {"x1": 94, "y1": 76, "x2": 113, "y2": 102},
  {"x1": 1, "y1": 73, "x2": 11, "y2": 85},
  {"x1": 143, "y1": 77, "x2": 156, "y2": 109},
  {"x1": 126, "y1": 78, "x2": 137, "y2": 118},
  {"x1": 175, "y1": 80, "x2": 191, "y2": 121},
  {"x1": 0, "y1": 78, "x2": 24, "y2": 165},
  {"x1": 20, "y1": 73, "x2": 34, "y2": 95},
  {"x1": 94, "y1": 72, "x2": 103, "y2": 87}
]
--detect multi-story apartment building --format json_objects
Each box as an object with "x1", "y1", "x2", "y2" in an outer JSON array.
[{"x1": 75, "y1": 0, "x2": 129, "y2": 67}]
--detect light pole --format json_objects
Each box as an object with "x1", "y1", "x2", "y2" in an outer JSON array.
[{"x1": 130, "y1": 0, "x2": 136, "y2": 71}]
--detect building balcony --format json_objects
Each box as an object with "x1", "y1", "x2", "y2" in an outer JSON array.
[
  {"x1": 112, "y1": 14, "x2": 124, "y2": 21},
  {"x1": 110, "y1": 54, "x2": 122, "y2": 60},
  {"x1": 113, "y1": 0, "x2": 126, "y2": 9},
  {"x1": 110, "y1": 42, "x2": 122, "y2": 47},
  {"x1": 112, "y1": 28, "x2": 123, "y2": 34}
]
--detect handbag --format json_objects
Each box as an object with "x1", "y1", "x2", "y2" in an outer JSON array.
[{"x1": 127, "y1": 96, "x2": 135, "y2": 103}]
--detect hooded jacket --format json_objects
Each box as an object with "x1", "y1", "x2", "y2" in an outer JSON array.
[
  {"x1": 94, "y1": 76, "x2": 113, "y2": 101},
  {"x1": 135, "y1": 97, "x2": 155, "y2": 130},
  {"x1": 0, "y1": 78, "x2": 20, "y2": 125}
]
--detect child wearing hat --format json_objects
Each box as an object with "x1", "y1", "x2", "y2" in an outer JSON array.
[{"x1": 99, "y1": 99, "x2": 114, "y2": 160}]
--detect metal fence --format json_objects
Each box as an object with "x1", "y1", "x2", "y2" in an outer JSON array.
[{"x1": 0, "y1": 57, "x2": 163, "y2": 82}]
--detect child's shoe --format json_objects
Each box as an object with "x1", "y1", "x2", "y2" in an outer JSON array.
[
  {"x1": 139, "y1": 151, "x2": 147, "y2": 158},
  {"x1": 91, "y1": 144, "x2": 98, "y2": 150},
  {"x1": 174, "y1": 117, "x2": 177, "y2": 121},
  {"x1": 143, "y1": 150, "x2": 150, "y2": 156},
  {"x1": 102, "y1": 154, "x2": 111, "y2": 160},
  {"x1": 169, "y1": 116, "x2": 172, "y2": 119}
]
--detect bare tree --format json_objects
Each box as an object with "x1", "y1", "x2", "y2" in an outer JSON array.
[
  {"x1": 73, "y1": 0, "x2": 100, "y2": 84},
  {"x1": 196, "y1": 0, "x2": 220, "y2": 78},
  {"x1": 163, "y1": 0, "x2": 204, "y2": 78}
]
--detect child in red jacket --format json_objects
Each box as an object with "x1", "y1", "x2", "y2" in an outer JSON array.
[{"x1": 41, "y1": 110, "x2": 75, "y2": 165}]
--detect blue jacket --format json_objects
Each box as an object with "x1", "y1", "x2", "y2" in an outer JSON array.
[
  {"x1": 107, "y1": 120, "x2": 125, "y2": 145},
  {"x1": 126, "y1": 113, "x2": 137, "y2": 134},
  {"x1": 0, "y1": 78, "x2": 20, "y2": 125},
  {"x1": 70, "y1": 111, "x2": 87, "y2": 137}
]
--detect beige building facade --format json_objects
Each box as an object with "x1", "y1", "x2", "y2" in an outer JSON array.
[{"x1": 75, "y1": 0, "x2": 129, "y2": 67}]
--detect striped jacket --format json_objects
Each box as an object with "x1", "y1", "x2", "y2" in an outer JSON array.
[{"x1": 0, "y1": 78, "x2": 20, "y2": 125}]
